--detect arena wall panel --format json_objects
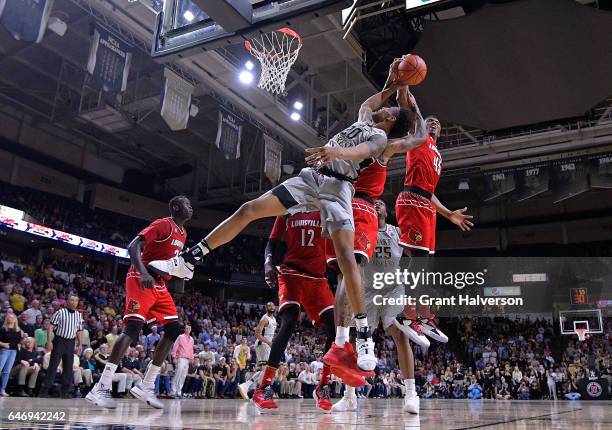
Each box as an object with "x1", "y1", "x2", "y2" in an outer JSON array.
[
  {"x1": 18, "y1": 123, "x2": 84, "y2": 167},
  {"x1": 15, "y1": 158, "x2": 80, "y2": 199},
  {"x1": 0, "y1": 149, "x2": 13, "y2": 183},
  {"x1": 437, "y1": 227, "x2": 499, "y2": 250},
  {"x1": 90, "y1": 183, "x2": 271, "y2": 235},
  {"x1": 0, "y1": 112, "x2": 21, "y2": 141}
]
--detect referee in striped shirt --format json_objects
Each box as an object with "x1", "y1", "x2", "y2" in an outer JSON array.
[{"x1": 39, "y1": 294, "x2": 83, "y2": 398}]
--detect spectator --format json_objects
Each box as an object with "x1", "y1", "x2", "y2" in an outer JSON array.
[
  {"x1": 22, "y1": 300, "x2": 42, "y2": 325},
  {"x1": 105, "y1": 326, "x2": 119, "y2": 351},
  {"x1": 10, "y1": 336, "x2": 41, "y2": 397},
  {"x1": 145, "y1": 326, "x2": 160, "y2": 352},
  {"x1": 93, "y1": 344, "x2": 129, "y2": 396},
  {"x1": 171, "y1": 325, "x2": 194, "y2": 397},
  {"x1": 0, "y1": 312, "x2": 22, "y2": 396},
  {"x1": 213, "y1": 357, "x2": 229, "y2": 398},
  {"x1": 80, "y1": 348, "x2": 98, "y2": 390}
]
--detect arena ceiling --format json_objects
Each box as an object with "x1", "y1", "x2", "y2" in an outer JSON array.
[
  {"x1": 410, "y1": 0, "x2": 612, "y2": 131},
  {"x1": 0, "y1": 0, "x2": 611, "y2": 209}
]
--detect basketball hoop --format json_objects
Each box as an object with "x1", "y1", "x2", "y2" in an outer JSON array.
[
  {"x1": 244, "y1": 28, "x2": 303, "y2": 95},
  {"x1": 575, "y1": 328, "x2": 588, "y2": 341}
]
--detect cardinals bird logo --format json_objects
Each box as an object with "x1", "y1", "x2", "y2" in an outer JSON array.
[{"x1": 409, "y1": 227, "x2": 423, "y2": 243}]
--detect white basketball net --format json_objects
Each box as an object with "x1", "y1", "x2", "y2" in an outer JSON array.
[
  {"x1": 245, "y1": 28, "x2": 302, "y2": 95},
  {"x1": 575, "y1": 328, "x2": 588, "y2": 341}
]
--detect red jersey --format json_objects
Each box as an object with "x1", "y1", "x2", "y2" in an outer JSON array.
[
  {"x1": 269, "y1": 212, "x2": 325, "y2": 277},
  {"x1": 136, "y1": 217, "x2": 187, "y2": 266},
  {"x1": 354, "y1": 158, "x2": 387, "y2": 198},
  {"x1": 403, "y1": 134, "x2": 442, "y2": 195}
]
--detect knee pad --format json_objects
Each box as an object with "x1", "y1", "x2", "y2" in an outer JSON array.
[
  {"x1": 164, "y1": 321, "x2": 183, "y2": 341},
  {"x1": 123, "y1": 320, "x2": 144, "y2": 341}
]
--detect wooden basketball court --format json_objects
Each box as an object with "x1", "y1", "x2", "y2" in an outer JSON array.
[{"x1": 0, "y1": 397, "x2": 609, "y2": 429}]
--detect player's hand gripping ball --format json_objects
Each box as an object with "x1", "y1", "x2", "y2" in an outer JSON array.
[{"x1": 396, "y1": 54, "x2": 427, "y2": 86}]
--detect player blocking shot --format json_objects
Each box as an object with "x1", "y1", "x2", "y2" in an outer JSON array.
[
  {"x1": 149, "y1": 82, "x2": 426, "y2": 372},
  {"x1": 382, "y1": 65, "x2": 474, "y2": 343},
  {"x1": 86, "y1": 196, "x2": 193, "y2": 409},
  {"x1": 332, "y1": 200, "x2": 420, "y2": 413},
  {"x1": 247, "y1": 212, "x2": 337, "y2": 412}
]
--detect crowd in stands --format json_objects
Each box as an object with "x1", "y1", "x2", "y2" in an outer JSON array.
[
  {"x1": 0, "y1": 181, "x2": 265, "y2": 274},
  {"x1": 0, "y1": 256, "x2": 609, "y2": 401}
]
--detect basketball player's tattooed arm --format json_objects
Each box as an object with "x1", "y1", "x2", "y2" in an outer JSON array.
[
  {"x1": 380, "y1": 87, "x2": 427, "y2": 163},
  {"x1": 264, "y1": 238, "x2": 285, "y2": 288},
  {"x1": 305, "y1": 133, "x2": 388, "y2": 165},
  {"x1": 127, "y1": 236, "x2": 155, "y2": 289},
  {"x1": 255, "y1": 317, "x2": 272, "y2": 347},
  {"x1": 431, "y1": 195, "x2": 474, "y2": 232}
]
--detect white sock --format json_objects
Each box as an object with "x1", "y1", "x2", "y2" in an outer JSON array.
[
  {"x1": 345, "y1": 386, "x2": 356, "y2": 398},
  {"x1": 355, "y1": 315, "x2": 369, "y2": 332},
  {"x1": 100, "y1": 363, "x2": 118, "y2": 390},
  {"x1": 144, "y1": 363, "x2": 161, "y2": 386},
  {"x1": 404, "y1": 379, "x2": 416, "y2": 395},
  {"x1": 335, "y1": 326, "x2": 350, "y2": 347}
]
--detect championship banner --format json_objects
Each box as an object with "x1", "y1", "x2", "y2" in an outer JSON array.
[
  {"x1": 86, "y1": 24, "x2": 133, "y2": 93},
  {"x1": 215, "y1": 106, "x2": 243, "y2": 160},
  {"x1": 514, "y1": 165, "x2": 549, "y2": 202},
  {"x1": 551, "y1": 158, "x2": 588, "y2": 203},
  {"x1": 483, "y1": 169, "x2": 516, "y2": 202},
  {"x1": 160, "y1": 68, "x2": 195, "y2": 131},
  {"x1": 264, "y1": 135, "x2": 283, "y2": 184},
  {"x1": 0, "y1": 0, "x2": 53, "y2": 43},
  {"x1": 589, "y1": 153, "x2": 612, "y2": 189}
]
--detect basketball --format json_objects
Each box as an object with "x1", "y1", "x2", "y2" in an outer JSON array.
[{"x1": 397, "y1": 54, "x2": 427, "y2": 86}]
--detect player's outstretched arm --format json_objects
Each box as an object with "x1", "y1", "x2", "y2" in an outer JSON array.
[
  {"x1": 380, "y1": 111, "x2": 427, "y2": 163},
  {"x1": 432, "y1": 195, "x2": 474, "y2": 232},
  {"x1": 358, "y1": 83, "x2": 401, "y2": 122},
  {"x1": 127, "y1": 236, "x2": 155, "y2": 288},
  {"x1": 305, "y1": 132, "x2": 387, "y2": 165}
]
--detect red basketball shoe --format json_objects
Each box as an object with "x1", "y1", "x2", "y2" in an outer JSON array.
[
  {"x1": 251, "y1": 386, "x2": 278, "y2": 411},
  {"x1": 313, "y1": 384, "x2": 332, "y2": 413},
  {"x1": 324, "y1": 342, "x2": 375, "y2": 379}
]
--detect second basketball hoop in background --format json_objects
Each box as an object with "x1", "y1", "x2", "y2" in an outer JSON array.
[{"x1": 245, "y1": 28, "x2": 303, "y2": 95}]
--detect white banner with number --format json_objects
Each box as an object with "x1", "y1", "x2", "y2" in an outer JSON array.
[
  {"x1": 160, "y1": 68, "x2": 195, "y2": 131},
  {"x1": 264, "y1": 135, "x2": 283, "y2": 184}
]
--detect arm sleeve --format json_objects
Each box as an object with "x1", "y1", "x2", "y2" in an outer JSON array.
[
  {"x1": 137, "y1": 219, "x2": 172, "y2": 243},
  {"x1": 358, "y1": 106, "x2": 374, "y2": 124},
  {"x1": 269, "y1": 216, "x2": 287, "y2": 241}
]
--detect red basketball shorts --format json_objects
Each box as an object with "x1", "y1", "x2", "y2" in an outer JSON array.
[
  {"x1": 396, "y1": 191, "x2": 437, "y2": 254},
  {"x1": 124, "y1": 271, "x2": 178, "y2": 325},
  {"x1": 278, "y1": 268, "x2": 334, "y2": 323},
  {"x1": 325, "y1": 197, "x2": 378, "y2": 265}
]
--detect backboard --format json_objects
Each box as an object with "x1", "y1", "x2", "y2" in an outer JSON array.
[
  {"x1": 152, "y1": 0, "x2": 352, "y2": 59},
  {"x1": 559, "y1": 308, "x2": 603, "y2": 336}
]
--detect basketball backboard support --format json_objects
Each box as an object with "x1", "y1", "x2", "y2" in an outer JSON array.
[
  {"x1": 559, "y1": 309, "x2": 603, "y2": 336},
  {"x1": 152, "y1": 0, "x2": 352, "y2": 59},
  {"x1": 341, "y1": 0, "x2": 452, "y2": 38}
]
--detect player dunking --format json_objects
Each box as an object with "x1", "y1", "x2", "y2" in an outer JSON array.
[
  {"x1": 247, "y1": 211, "x2": 337, "y2": 412},
  {"x1": 238, "y1": 302, "x2": 277, "y2": 399},
  {"x1": 150, "y1": 81, "x2": 425, "y2": 371},
  {"x1": 332, "y1": 200, "x2": 419, "y2": 413},
  {"x1": 86, "y1": 196, "x2": 193, "y2": 409},
  {"x1": 323, "y1": 62, "x2": 428, "y2": 377}
]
